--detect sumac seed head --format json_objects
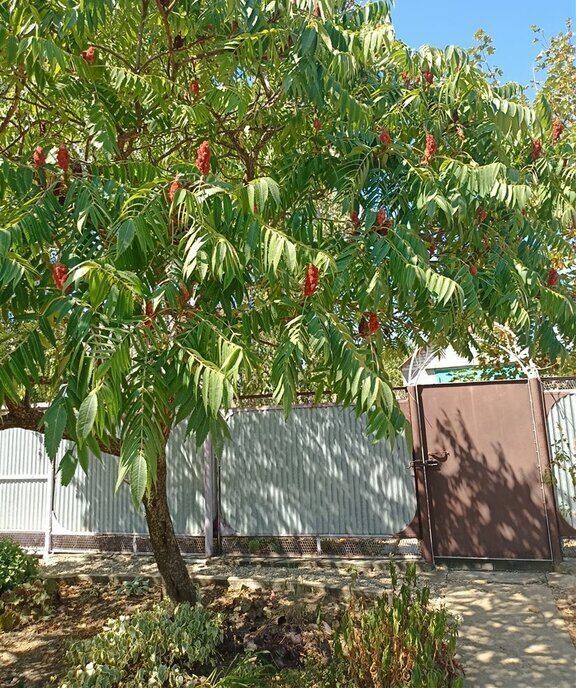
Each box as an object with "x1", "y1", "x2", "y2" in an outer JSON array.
[
  {"x1": 379, "y1": 128, "x2": 391, "y2": 146},
  {"x1": 547, "y1": 268, "x2": 559, "y2": 287},
  {"x1": 81, "y1": 46, "x2": 96, "y2": 64},
  {"x1": 57, "y1": 144, "x2": 70, "y2": 172},
  {"x1": 196, "y1": 141, "x2": 211, "y2": 175},
  {"x1": 303, "y1": 263, "x2": 319, "y2": 297},
  {"x1": 33, "y1": 146, "x2": 45, "y2": 168}
]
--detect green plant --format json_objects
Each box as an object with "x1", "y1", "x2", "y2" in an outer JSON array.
[
  {"x1": 333, "y1": 563, "x2": 463, "y2": 687},
  {"x1": 0, "y1": 539, "x2": 39, "y2": 595},
  {"x1": 118, "y1": 576, "x2": 150, "y2": 597},
  {"x1": 0, "y1": 579, "x2": 58, "y2": 631},
  {"x1": 199, "y1": 654, "x2": 274, "y2": 687},
  {"x1": 59, "y1": 603, "x2": 222, "y2": 688}
]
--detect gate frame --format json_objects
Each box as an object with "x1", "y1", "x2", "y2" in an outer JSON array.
[{"x1": 412, "y1": 376, "x2": 563, "y2": 565}]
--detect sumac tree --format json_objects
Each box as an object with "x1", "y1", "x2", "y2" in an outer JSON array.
[{"x1": 0, "y1": 0, "x2": 575, "y2": 601}]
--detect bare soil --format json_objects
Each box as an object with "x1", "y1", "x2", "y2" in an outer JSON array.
[
  {"x1": 0, "y1": 581, "x2": 342, "y2": 688},
  {"x1": 0, "y1": 581, "x2": 163, "y2": 687}
]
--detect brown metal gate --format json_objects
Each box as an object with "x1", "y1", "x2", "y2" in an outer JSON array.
[{"x1": 409, "y1": 379, "x2": 562, "y2": 564}]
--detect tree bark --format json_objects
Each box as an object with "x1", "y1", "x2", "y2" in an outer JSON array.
[{"x1": 143, "y1": 445, "x2": 198, "y2": 604}]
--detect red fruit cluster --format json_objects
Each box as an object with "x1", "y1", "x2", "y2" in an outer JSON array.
[
  {"x1": 379, "y1": 128, "x2": 391, "y2": 146},
  {"x1": 144, "y1": 301, "x2": 155, "y2": 327},
  {"x1": 531, "y1": 139, "x2": 542, "y2": 161},
  {"x1": 33, "y1": 146, "x2": 45, "y2": 168},
  {"x1": 81, "y1": 46, "x2": 96, "y2": 64},
  {"x1": 180, "y1": 285, "x2": 191, "y2": 304},
  {"x1": 57, "y1": 144, "x2": 70, "y2": 172},
  {"x1": 303, "y1": 263, "x2": 319, "y2": 297},
  {"x1": 351, "y1": 210, "x2": 360, "y2": 228},
  {"x1": 359, "y1": 311, "x2": 379, "y2": 337},
  {"x1": 547, "y1": 268, "x2": 559, "y2": 287},
  {"x1": 52, "y1": 262, "x2": 68, "y2": 290},
  {"x1": 368, "y1": 311, "x2": 379, "y2": 334},
  {"x1": 375, "y1": 208, "x2": 391, "y2": 236},
  {"x1": 421, "y1": 134, "x2": 437, "y2": 165},
  {"x1": 313, "y1": 117, "x2": 322, "y2": 132},
  {"x1": 168, "y1": 177, "x2": 182, "y2": 203},
  {"x1": 477, "y1": 208, "x2": 488, "y2": 224},
  {"x1": 422, "y1": 69, "x2": 434, "y2": 85},
  {"x1": 190, "y1": 80, "x2": 200, "y2": 96},
  {"x1": 552, "y1": 118, "x2": 563, "y2": 143},
  {"x1": 196, "y1": 141, "x2": 211, "y2": 175},
  {"x1": 469, "y1": 264, "x2": 478, "y2": 276}
]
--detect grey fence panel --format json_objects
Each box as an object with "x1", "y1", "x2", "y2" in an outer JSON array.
[
  {"x1": 220, "y1": 406, "x2": 417, "y2": 536},
  {"x1": 0, "y1": 429, "x2": 48, "y2": 532},
  {"x1": 52, "y1": 423, "x2": 205, "y2": 535},
  {"x1": 52, "y1": 447, "x2": 147, "y2": 534},
  {"x1": 165, "y1": 423, "x2": 205, "y2": 535},
  {"x1": 547, "y1": 392, "x2": 576, "y2": 528}
]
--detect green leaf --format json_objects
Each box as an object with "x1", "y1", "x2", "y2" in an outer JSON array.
[
  {"x1": 59, "y1": 449, "x2": 77, "y2": 486},
  {"x1": 42, "y1": 399, "x2": 67, "y2": 460},
  {"x1": 130, "y1": 453, "x2": 148, "y2": 507},
  {"x1": 77, "y1": 391, "x2": 98, "y2": 440},
  {"x1": 117, "y1": 219, "x2": 136, "y2": 255}
]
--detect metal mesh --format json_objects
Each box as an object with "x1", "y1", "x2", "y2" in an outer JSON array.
[
  {"x1": 0, "y1": 531, "x2": 44, "y2": 549},
  {"x1": 542, "y1": 377, "x2": 576, "y2": 391},
  {"x1": 220, "y1": 536, "x2": 421, "y2": 558},
  {"x1": 49, "y1": 534, "x2": 205, "y2": 555},
  {"x1": 221, "y1": 536, "x2": 318, "y2": 556}
]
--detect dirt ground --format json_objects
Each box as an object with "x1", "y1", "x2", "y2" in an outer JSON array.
[
  {"x1": 0, "y1": 581, "x2": 163, "y2": 687},
  {"x1": 0, "y1": 581, "x2": 342, "y2": 688},
  {"x1": 1, "y1": 572, "x2": 575, "y2": 688}
]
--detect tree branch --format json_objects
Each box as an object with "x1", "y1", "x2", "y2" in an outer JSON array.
[
  {"x1": 0, "y1": 75, "x2": 24, "y2": 137},
  {"x1": 0, "y1": 403, "x2": 121, "y2": 457}
]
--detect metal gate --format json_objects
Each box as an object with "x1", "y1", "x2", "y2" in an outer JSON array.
[{"x1": 412, "y1": 379, "x2": 562, "y2": 563}]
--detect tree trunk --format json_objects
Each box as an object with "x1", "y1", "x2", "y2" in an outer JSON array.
[{"x1": 143, "y1": 446, "x2": 198, "y2": 604}]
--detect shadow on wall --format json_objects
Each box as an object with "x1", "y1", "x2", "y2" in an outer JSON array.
[
  {"x1": 423, "y1": 392, "x2": 553, "y2": 560},
  {"x1": 219, "y1": 406, "x2": 418, "y2": 537},
  {"x1": 51, "y1": 423, "x2": 205, "y2": 538}
]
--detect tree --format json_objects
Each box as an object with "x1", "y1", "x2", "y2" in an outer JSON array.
[
  {"x1": 530, "y1": 21, "x2": 576, "y2": 374},
  {"x1": 1, "y1": 0, "x2": 575, "y2": 601},
  {"x1": 533, "y1": 20, "x2": 576, "y2": 126}
]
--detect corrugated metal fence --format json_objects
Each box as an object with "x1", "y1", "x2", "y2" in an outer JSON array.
[
  {"x1": 3, "y1": 380, "x2": 575, "y2": 556},
  {"x1": 0, "y1": 405, "x2": 416, "y2": 555},
  {"x1": 545, "y1": 384, "x2": 576, "y2": 530},
  {"x1": 220, "y1": 406, "x2": 416, "y2": 536}
]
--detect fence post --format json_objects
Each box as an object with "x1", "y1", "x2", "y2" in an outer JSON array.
[
  {"x1": 407, "y1": 384, "x2": 434, "y2": 565},
  {"x1": 44, "y1": 449, "x2": 55, "y2": 558},
  {"x1": 527, "y1": 376, "x2": 563, "y2": 564},
  {"x1": 203, "y1": 435, "x2": 214, "y2": 558}
]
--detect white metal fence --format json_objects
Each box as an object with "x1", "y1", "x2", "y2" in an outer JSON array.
[{"x1": 0, "y1": 405, "x2": 417, "y2": 555}]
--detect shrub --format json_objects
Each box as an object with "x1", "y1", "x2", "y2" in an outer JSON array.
[
  {"x1": 59, "y1": 602, "x2": 222, "y2": 688},
  {"x1": 333, "y1": 563, "x2": 463, "y2": 688},
  {"x1": 0, "y1": 579, "x2": 57, "y2": 631},
  {"x1": 0, "y1": 539, "x2": 39, "y2": 594}
]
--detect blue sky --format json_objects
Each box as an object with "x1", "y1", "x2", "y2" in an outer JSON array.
[{"x1": 391, "y1": 0, "x2": 575, "y2": 88}]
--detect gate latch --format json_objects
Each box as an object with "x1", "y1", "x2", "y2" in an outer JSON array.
[{"x1": 410, "y1": 450, "x2": 449, "y2": 470}]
